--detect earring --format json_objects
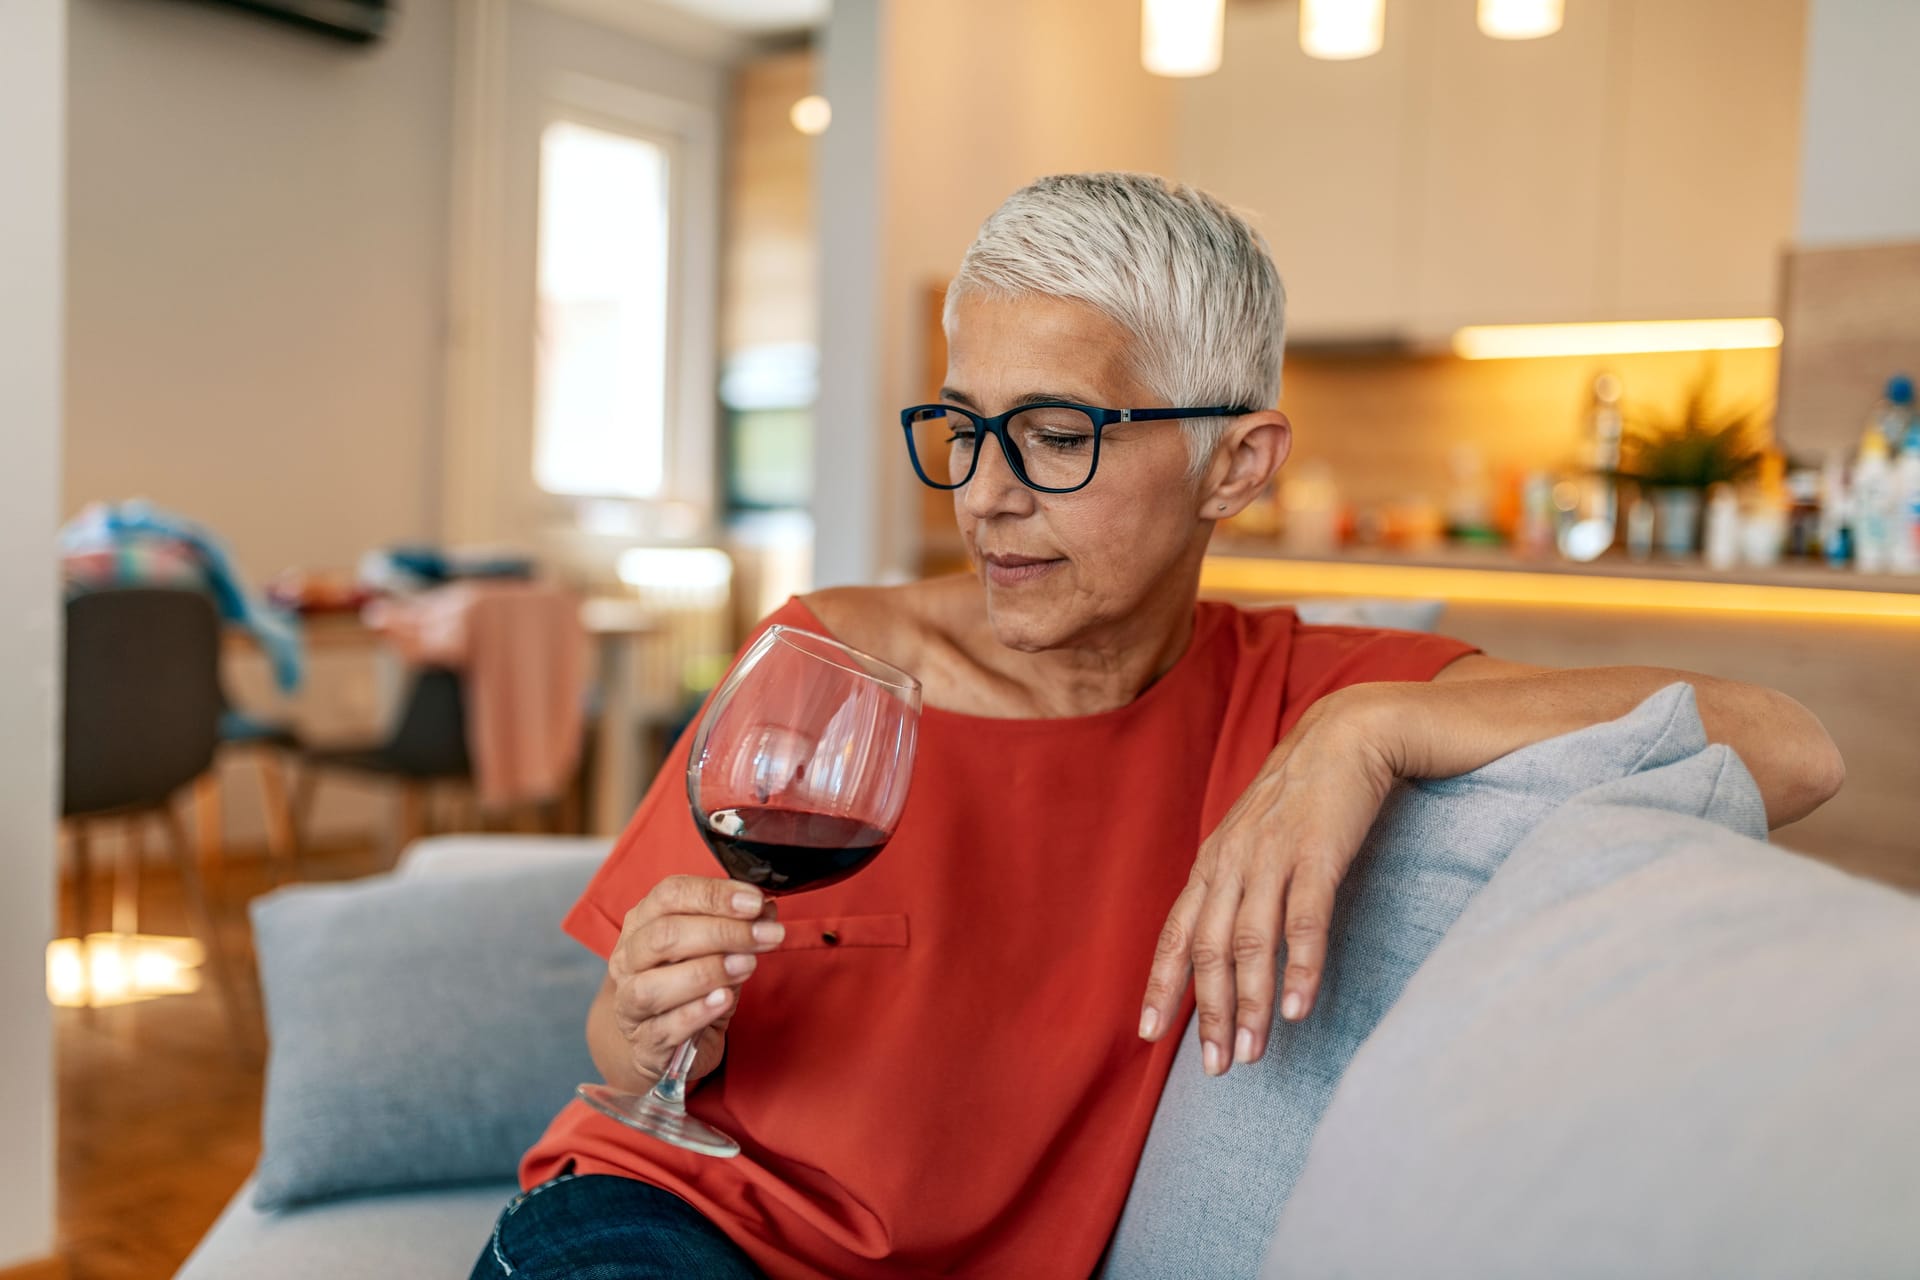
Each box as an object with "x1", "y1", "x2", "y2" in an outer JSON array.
[{"x1": 1217, "y1": 503, "x2": 1227, "y2": 511}]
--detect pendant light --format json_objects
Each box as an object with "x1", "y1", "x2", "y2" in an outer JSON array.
[
  {"x1": 1141, "y1": 0, "x2": 1226, "y2": 78},
  {"x1": 1300, "y1": 0, "x2": 1385, "y2": 61},
  {"x1": 1478, "y1": 0, "x2": 1565, "y2": 40},
  {"x1": 789, "y1": 95, "x2": 831, "y2": 136}
]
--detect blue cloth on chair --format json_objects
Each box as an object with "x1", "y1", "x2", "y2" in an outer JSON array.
[{"x1": 60, "y1": 498, "x2": 305, "y2": 693}]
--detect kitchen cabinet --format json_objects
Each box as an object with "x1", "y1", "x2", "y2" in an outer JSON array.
[
  {"x1": 1606, "y1": 0, "x2": 1804, "y2": 320},
  {"x1": 1178, "y1": 0, "x2": 1419, "y2": 339},
  {"x1": 1404, "y1": 0, "x2": 1619, "y2": 332},
  {"x1": 1177, "y1": 0, "x2": 1805, "y2": 340}
]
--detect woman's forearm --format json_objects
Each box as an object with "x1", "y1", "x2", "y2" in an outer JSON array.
[{"x1": 1343, "y1": 665, "x2": 1845, "y2": 828}]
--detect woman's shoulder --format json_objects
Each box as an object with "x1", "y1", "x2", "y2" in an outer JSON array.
[{"x1": 797, "y1": 575, "x2": 984, "y2": 681}]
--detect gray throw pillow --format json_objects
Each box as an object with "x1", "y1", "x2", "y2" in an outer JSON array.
[
  {"x1": 1104, "y1": 683, "x2": 1717, "y2": 1280},
  {"x1": 1265, "y1": 751, "x2": 1920, "y2": 1279},
  {"x1": 251, "y1": 852, "x2": 606, "y2": 1209}
]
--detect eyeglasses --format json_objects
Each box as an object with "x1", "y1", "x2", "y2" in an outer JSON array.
[{"x1": 900, "y1": 401, "x2": 1251, "y2": 495}]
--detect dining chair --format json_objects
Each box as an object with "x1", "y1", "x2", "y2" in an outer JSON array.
[
  {"x1": 192, "y1": 702, "x2": 306, "y2": 887},
  {"x1": 294, "y1": 664, "x2": 588, "y2": 858},
  {"x1": 62, "y1": 587, "x2": 250, "y2": 1049},
  {"x1": 293, "y1": 666, "x2": 478, "y2": 862}
]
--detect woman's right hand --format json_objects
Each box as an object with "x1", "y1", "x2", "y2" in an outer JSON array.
[{"x1": 601, "y1": 875, "x2": 786, "y2": 1088}]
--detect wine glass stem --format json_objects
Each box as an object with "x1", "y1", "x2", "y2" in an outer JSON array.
[{"x1": 650, "y1": 1037, "x2": 699, "y2": 1110}]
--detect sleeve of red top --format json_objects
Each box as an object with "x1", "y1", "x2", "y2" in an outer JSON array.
[
  {"x1": 560, "y1": 723, "x2": 697, "y2": 960},
  {"x1": 560, "y1": 597, "x2": 822, "y2": 960},
  {"x1": 1279, "y1": 621, "x2": 1481, "y2": 736}
]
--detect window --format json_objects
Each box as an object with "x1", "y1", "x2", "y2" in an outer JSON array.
[{"x1": 533, "y1": 120, "x2": 672, "y2": 499}]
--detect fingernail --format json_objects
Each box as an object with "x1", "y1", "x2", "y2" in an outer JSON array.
[
  {"x1": 705, "y1": 988, "x2": 728, "y2": 1007},
  {"x1": 1138, "y1": 1007, "x2": 1159, "y2": 1040},
  {"x1": 723, "y1": 953, "x2": 756, "y2": 977},
  {"x1": 732, "y1": 890, "x2": 762, "y2": 915},
  {"x1": 1235, "y1": 1027, "x2": 1256, "y2": 1064},
  {"x1": 1281, "y1": 992, "x2": 1303, "y2": 1021},
  {"x1": 1203, "y1": 1040, "x2": 1224, "y2": 1076},
  {"x1": 752, "y1": 920, "x2": 786, "y2": 946}
]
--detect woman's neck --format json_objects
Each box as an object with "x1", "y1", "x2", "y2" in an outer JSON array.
[
  {"x1": 972, "y1": 586, "x2": 1198, "y2": 719},
  {"x1": 802, "y1": 561, "x2": 1208, "y2": 722}
]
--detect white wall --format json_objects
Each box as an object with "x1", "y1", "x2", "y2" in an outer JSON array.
[
  {"x1": 63, "y1": 0, "x2": 456, "y2": 847},
  {"x1": 65, "y1": 0, "x2": 456, "y2": 577},
  {"x1": 813, "y1": 0, "x2": 1177, "y2": 585},
  {"x1": 0, "y1": 0, "x2": 66, "y2": 1267},
  {"x1": 1797, "y1": 0, "x2": 1920, "y2": 244},
  {"x1": 811, "y1": 0, "x2": 888, "y2": 588}
]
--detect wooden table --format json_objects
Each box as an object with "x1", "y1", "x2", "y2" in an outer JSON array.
[{"x1": 222, "y1": 597, "x2": 662, "y2": 842}]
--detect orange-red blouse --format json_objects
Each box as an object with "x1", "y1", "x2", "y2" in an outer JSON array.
[{"x1": 521, "y1": 597, "x2": 1476, "y2": 1279}]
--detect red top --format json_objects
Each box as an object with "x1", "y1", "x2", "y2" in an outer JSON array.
[{"x1": 521, "y1": 597, "x2": 1476, "y2": 1279}]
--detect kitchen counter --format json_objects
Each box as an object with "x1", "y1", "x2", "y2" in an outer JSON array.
[
  {"x1": 1202, "y1": 538, "x2": 1920, "y2": 892},
  {"x1": 1204, "y1": 539, "x2": 1920, "y2": 623}
]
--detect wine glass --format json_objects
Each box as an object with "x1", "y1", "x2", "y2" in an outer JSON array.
[{"x1": 576, "y1": 625, "x2": 922, "y2": 1157}]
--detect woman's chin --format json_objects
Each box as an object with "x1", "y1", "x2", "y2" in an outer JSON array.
[{"x1": 982, "y1": 592, "x2": 1075, "y2": 654}]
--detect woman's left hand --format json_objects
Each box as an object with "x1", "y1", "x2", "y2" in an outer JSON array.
[
  {"x1": 1137, "y1": 685, "x2": 1399, "y2": 1077},
  {"x1": 1136, "y1": 656, "x2": 1847, "y2": 1078}
]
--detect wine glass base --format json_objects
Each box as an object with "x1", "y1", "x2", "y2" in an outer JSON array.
[{"x1": 575, "y1": 1083, "x2": 740, "y2": 1158}]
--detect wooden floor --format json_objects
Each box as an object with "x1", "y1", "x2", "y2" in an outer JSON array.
[{"x1": 55, "y1": 841, "x2": 388, "y2": 1280}]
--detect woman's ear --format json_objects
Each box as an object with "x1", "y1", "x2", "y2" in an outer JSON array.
[{"x1": 1201, "y1": 410, "x2": 1292, "y2": 519}]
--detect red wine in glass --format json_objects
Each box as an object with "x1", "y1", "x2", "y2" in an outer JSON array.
[
  {"x1": 576, "y1": 625, "x2": 921, "y2": 1157},
  {"x1": 698, "y1": 807, "x2": 891, "y2": 895}
]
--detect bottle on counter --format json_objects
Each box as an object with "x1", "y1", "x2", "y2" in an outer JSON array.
[
  {"x1": 1820, "y1": 451, "x2": 1852, "y2": 567},
  {"x1": 1625, "y1": 488, "x2": 1656, "y2": 562},
  {"x1": 1893, "y1": 421, "x2": 1920, "y2": 576},
  {"x1": 1704, "y1": 484, "x2": 1742, "y2": 571},
  {"x1": 1279, "y1": 459, "x2": 1341, "y2": 557},
  {"x1": 1443, "y1": 444, "x2": 1498, "y2": 544},
  {"x1": 1516, "y1": 470, "x2": 1558, "y2": 560},
  {"x1": 1739, "y1": 452, "x2": 1790, "y2": 569},
  {"x1": 1852, "y1": 428, "x2": 1895, "y2": 574},
  {"x1": 1868, "y1": 374, "x2": 1915, "y2": 450},
  {"x1": 1557, "y1": 372, "x2": 1624, "y2": 562},
  {"x1": 1784, "y1": 465, "x2": 1823, "y2": 559}
]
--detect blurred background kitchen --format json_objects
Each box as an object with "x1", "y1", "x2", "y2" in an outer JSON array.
[{"x1": 3, "y1": 0, "x2": 1918, "y2": 1276}]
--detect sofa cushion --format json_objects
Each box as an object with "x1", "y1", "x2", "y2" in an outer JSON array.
[
  {"x1": 177, "y1": 1177, "x2": 516, "y2": 1280},
  {"x1": 397, "y1": 833, "x2": 615, "y2": 880},
  {"x1": 1292, "y1": 598, "x2": 1445, "y2": 632},
  {"x1": 1264, "y1": 750, "x2": 1920, "y2": 1279},
  {"x1": 250, "y1": 848, "x2": 606, "y2": 1209},
  {"x1": 1103, "y1": 683, "x2": 1723, "y2": 1280}
]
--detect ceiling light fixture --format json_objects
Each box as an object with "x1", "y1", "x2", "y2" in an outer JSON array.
[
  {"x1": 789, "y1": 94, "x2": 831, "y2": 136},
  {"x1": 1300, "y1": 0, "x2": 1385, "y2": 60},
  {"x1": 1141, "y1": 0, "x2": 1225, "y2": 77},
  {"x1": 1478, "y1": 0, "x2": 1565, "y2": 40}
]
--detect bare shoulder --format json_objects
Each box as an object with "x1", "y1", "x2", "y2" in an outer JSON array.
[{"x1": 801, "y1": 576, "x2": 985, "y2": 684}]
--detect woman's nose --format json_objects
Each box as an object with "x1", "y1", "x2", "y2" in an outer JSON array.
[{"x1": 959, "y1": 430, "x2": 1035, "y2": 517}]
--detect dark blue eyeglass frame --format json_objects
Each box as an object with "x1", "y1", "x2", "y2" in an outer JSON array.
[{"x1": 899, "y1": 401, "x2": 1252, "y2": 495}]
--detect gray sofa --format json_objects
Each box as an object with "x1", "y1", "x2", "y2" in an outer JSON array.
[{"x1": 179, "y1": 688, "x2": 1920, "y2": 1279}]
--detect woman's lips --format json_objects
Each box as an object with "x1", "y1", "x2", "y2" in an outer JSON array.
[{"x1": 981, "y1": 553, "x2": 1064, "y2": 586}]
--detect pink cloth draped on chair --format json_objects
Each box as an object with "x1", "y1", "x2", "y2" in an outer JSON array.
[{"x1": 365, "y1": 582, "x2": 588, "y2": 810}]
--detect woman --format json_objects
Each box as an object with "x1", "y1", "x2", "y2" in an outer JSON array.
[{"x1": 476, "y1": 173, "x2": 1844, "y2": 1280}]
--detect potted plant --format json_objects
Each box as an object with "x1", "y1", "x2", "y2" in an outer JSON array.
[{"x1": 1617, "y1": 365, "x2": 1772, "y2": 557}]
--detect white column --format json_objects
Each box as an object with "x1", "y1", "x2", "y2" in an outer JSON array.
[
  {"x1": 1796, "y1": 0, "x2": 1920, "y2": 245},
  {"x1": 811, "y1": 0, "x2": 893, "y2": 588},
  {"x1": 0, "y1": 0, "x2": 66, "y2": 1268}
]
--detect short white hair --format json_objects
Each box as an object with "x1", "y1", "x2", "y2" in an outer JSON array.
[{"x1": 945, "y1": 172, "x2": 1286, "y2": 474}]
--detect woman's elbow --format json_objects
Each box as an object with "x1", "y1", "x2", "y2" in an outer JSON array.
[
  {"x1": 1800, "y1": 730, "x2": 1847, "y2": 814},
  {"x1": 1761, "y1": 701, "x2": 1846, "y2": 828}
]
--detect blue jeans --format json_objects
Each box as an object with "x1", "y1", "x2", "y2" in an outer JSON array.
[{"x1": 471, "y1": 1164, "x2": 765, "y2": 1279}]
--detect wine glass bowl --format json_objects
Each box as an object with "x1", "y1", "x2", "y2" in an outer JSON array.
[
  {"x1": 576, "y1": 624, "x2": 921, "y2": 1157},
  {"x1": 689, "y1": 627, "x2": 920, "y2": 896}
]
